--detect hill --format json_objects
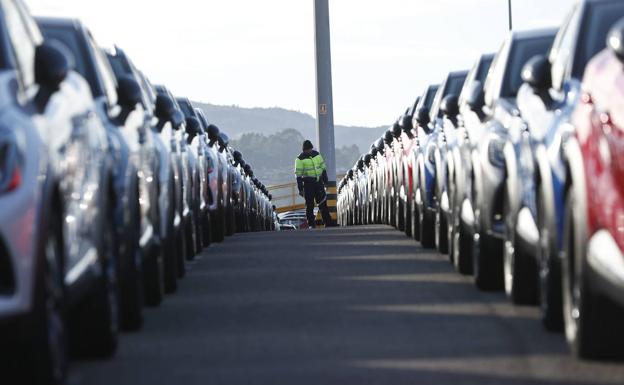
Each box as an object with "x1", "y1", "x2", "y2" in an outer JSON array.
[{"x1": 192, "y1": 102, "x2": 386, "y2": 154}]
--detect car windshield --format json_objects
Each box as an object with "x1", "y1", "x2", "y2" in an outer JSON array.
[
  {"x1": 503, "y1": 36, "x2": 554, "y2": 98},
  {"x1": 573, "y1": 1, "x2": 624, "y2": 78}
]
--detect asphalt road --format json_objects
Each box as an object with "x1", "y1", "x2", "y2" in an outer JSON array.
[{"x1": 71, "y1": 225, "x2": 624, "y2": 385}]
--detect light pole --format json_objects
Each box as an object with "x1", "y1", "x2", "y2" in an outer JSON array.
[
  {"x1": 508, "y1": 0, "x2": 513, "y2": 30},
  {"x1": 314, "y1": 0, "x2": 337, "y2": 223}
]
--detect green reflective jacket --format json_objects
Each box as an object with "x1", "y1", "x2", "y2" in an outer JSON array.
[{"x1": 295, "y1": 150, "x2": 326, "y2": 181}]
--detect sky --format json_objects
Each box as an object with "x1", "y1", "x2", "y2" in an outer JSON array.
[{"x1": 26, "y1": 0, "x2": 576, "y2": 127}]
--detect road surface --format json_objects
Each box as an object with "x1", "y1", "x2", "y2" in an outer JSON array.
[{"x1": 72, "y1": 225, "x2": 624, "y2": 385}]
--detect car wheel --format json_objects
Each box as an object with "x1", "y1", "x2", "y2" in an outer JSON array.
[
  {"x1": 163, "y1": 192, "x2": 178, "y2": 294},
  {"x1": 562, "y1": 193, "x2": 624, "y2": 359},
  {"x1": 435, "y1": 205, "x2": 448, "y2": 254},
  {"x1": 537, "y1": 182, "x2": 563, "y2": 331},
  {"x1": 472, "y1": 230, "x2": 503, "y2": 291},
  {"x1": 419, "y1": 203, "x2": 435, "y2": 248},
  {"x1": 118, "y1": 190, "x2": 144, "y2": 331},
  {"x1": 454, "y1": 212, "x2": 473, "y2": 275},
  {"x1": 226, "y1": 203, "x2": 236, "y2": 236},
  {"x1": 177, "y1": 221, "x2": 187, "y2": 277},
  {"x1": 404, "y1": 197, "x2": 412, "y2": 237},
  {"x1": 184, "y1": 212, "x2": 196, "y2": 262},
  {"x1": 503, "y1": 191, "x2": 538, "y2": 304},
  {"x1": 70, "y1": 194, "x2": 119, "y2": 358},
  {"x1": 411, "y1": 197, "x2": 420, "y2": 241},
  {"x1": 29, "y1": 203, "x2": 68, "y2": 385},
  {"x1": 396, "y1": 189, "x2": 405, "y2": 231}
]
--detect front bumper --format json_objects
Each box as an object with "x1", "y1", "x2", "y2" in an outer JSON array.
[{"x1": 587, "y1": 229, "x2": 624, "y2": 308}]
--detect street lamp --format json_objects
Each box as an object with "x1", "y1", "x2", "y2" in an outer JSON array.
[{"x1": 508, "y1": 0, "x2": 513, "y2": 30}]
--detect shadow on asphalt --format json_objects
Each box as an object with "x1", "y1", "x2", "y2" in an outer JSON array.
[{"x1": 71, "y1": 225, "x2": 624, "y2": 385}]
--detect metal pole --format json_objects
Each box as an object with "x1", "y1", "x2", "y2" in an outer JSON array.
[
  {"x1": 508, "y1": 0, "x2": 513, "y2": 31},
  {"x1": 314, "y1": 0, "x2": 337, "y2": 223}
]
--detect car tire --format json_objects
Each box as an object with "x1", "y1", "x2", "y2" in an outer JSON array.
[
  {"x1": 404, "y1": 197, "x2": 412, "y2": 237},
  {"x1": 226, "y1": 203, "x2": 236, "y2": 236},
  {"x1": 454, "y1": 216, "x2": 473, "y2": 275},
  {"x1": 435, "y1": 205, "x2": 449, "y2": 254},
  {"x1": 177, "y1": 222, "x2": 187, "y2": 278},
  {"x1": 118, "y1": 189, "x2": 144, "y2": 331},
  {"x1": 503, "y1": 191, "x2": 538, "y2": 305},
  {"x1": 419, "y1": 204, "x2": 435, "y2": 248},
  {"x1": 69, "y1": 192, "x2": 119, "y2": 358},
  {"x1": 28, "y1": 202, "x2": 68, "y2": 385},
  {"x1": 537, "y1": 182, "x2": 563, "y2": 331},
  {"x1": 562, "y1": 193, "x2": 624, "y2": 359},
  {"x1": 472, "y1": 231, "x2": 503, "y2": 291}
]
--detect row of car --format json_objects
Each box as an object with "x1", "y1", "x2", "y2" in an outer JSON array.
[
  {"x1": 0, "y1": 1, "x2": 277, "y2": 384},
  {"x1": 338, "y1": 0, "x2": 624, "y2": 361}
]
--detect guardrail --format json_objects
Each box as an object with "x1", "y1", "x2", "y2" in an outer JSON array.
[{"x1": 268, "y1": 174, "x2": 344, "y2": 214}]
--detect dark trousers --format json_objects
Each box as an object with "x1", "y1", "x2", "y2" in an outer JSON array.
[{"x1": 304, "y1": 180, "x2": 332, "y2": 228}]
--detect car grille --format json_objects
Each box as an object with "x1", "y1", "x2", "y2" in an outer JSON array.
[{"x1": 0, "y1": 238, "x2": 15, "y2": 295}]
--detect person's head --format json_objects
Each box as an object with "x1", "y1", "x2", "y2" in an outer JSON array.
[{"x1": 302, "y1": 140, "x2": 314, "y2": 153}]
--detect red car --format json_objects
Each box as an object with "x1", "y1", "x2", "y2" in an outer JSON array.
[{"x1": 563, "y1": 19, "x2": 624, "y2": 359}]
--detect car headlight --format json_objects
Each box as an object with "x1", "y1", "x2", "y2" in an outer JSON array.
[
  {"x1": 488, "y1": 138, "x2": 505, "y2": 168},
  {"x1": 0, "y1": 130, "x2": 23, "y2": 194}
]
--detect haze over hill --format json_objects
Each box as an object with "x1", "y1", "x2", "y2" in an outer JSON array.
[
  {"x1": 193, "y1": 102, "x2": 388, "y2": 186},
  {"x1": 193, "y1": 102, "x2": 386, "y2": 153}
]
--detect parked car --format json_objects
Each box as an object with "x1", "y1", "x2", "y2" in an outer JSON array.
[
  {"x1": 469, "y1": 28, "x2": 556, "y2": 291},
  {"x1": 155, "y1": 85, "x2": 193, "y2": 270},
  {"x1": 105, "y1": 46, "x2": 166, "y2": 306},
  {"x1": 177, "y1": 97, "x2": 210, "y2": 252},
  {"x1": 561, "y1": 18, "x2": 624, "y2": 358},
  {"x1": 0, "y1": 0, "x2": 119, "y2": 380},
  {"x1": 509, "y1": 0, "x2": 624, "y2": 328},
  {"x1": 416, "y1": 72, "x2": 467, "y2": 249},
  {"x1": 446, "y1": 53, "x2": 494, "y2": 272}
]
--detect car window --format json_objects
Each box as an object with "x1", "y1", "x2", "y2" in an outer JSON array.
[
  {"x1": 447, "y1": 74, "x2": 466, "y2": 96},
  {"x1": 87, "y1": 35, "x2": 117, "y2": 106},
  {"x1": 107, "y1": 53, "x2": 131, "y2": 77},
  {"x1": 503, "y1": 36, "x2": 554, "y2": 98},
  {"x1": 573, "y1": 1, "x2": 624, "y2": 79},
  {"x1": 484, "y1": 36, "x2": 511, "y2": 107},
  {"x1": 430, "y1": 74, "x2": 466, "y2": 120},
  {"x1": 459, "y1": 56, "x2": 493, "y2": 107},
  {"x1": 549, "y1": 5, "x2": 580, "y2": 91},
  {"x1": 178, "y1": 100, "x2": 195, "y2": 118},
  {"x1": 2, "y1": 0, "x2": 37, "y2": 88}
]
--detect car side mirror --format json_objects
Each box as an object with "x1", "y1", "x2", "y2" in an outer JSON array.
[
  {"x1": 441, "y1": 94, "x2": 460, "y2": 120},
  {"x1": 608, "y1": 18, "x2": 624, "y2": 62},
  {"x1": 391, "y1": 122, "x2": 402, "y2": 138},
  {"x1": 400, "y1": 114, "x2": 413, "y2": 134},
  {"x1": 185, "y1": 116, "x2": 201, "y2": 143},
  {"x1": 34, "y1": 41, "x2": 72, "y2": 111},
  {"x1": 171, "y1": 110, "x2": 184, "y2": 131},
  {"x1": 154, "y1": 94, "x2": 175, "y2": 132},
  {"x1": 117, "y1": 75, "x2": 142, "y2": 112},
  {"x1": 415, "y1": 107, "x2": 430, "y2": 128},
  {"x1": 521, "y1": 55, "x2": 551, "y2": 92}
]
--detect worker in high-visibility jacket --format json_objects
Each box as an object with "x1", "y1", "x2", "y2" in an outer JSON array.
[{"x1": 295, "y1": 140, "x2": 333, "y2": 228}]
